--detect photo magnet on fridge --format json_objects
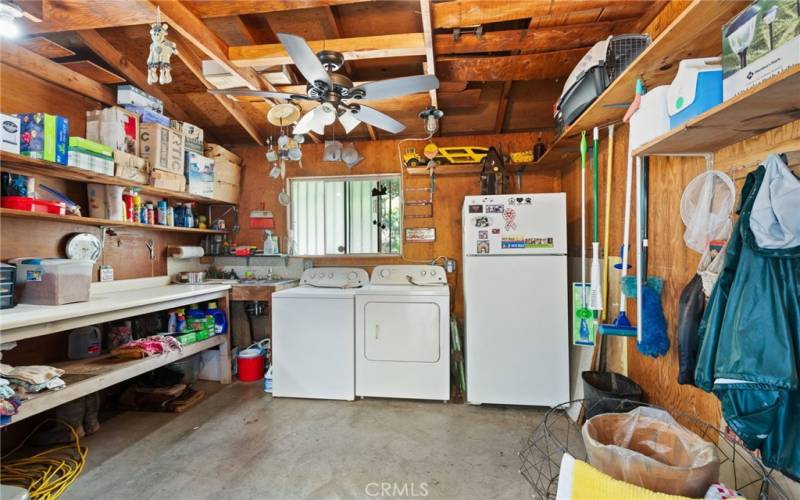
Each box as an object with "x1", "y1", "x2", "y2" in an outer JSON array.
[
  {"x1": 485, "y1": 204, "x2": 504, "y2": 213},
  {"x1": 478, "y1": 230, "x2": 488, "y2": 240},
  {"x1": 473, "y1": 216, "x2": 490, "y2": 228},
  {"x1": 477, "y1": 241, "x2": 490, "y2": 254},
  {"x1": 468, "y1": 204, "x2": 483, "y2": 213}
]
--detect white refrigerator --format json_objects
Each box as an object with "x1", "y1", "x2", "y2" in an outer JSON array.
[{"x1": 462, "y1": 193, "x2": 569, "y2": 406}]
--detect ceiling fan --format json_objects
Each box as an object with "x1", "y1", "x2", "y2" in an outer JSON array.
[{"x1": 209, "y1": 33, "x2": 440, "y2": 136}]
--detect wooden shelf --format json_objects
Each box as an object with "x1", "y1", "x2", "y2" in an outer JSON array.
[
  {"x1": 525, "y1": 0, "x2": 751, "y2": 171},
  {"x1": 9, "y1": 335, "x2": 226, "y2": 423},
  {"x1": 0, "y1": 151, "x2": 235, "y2": 205},
  {"x1": 0, "y1": 208, "x2": 227, "y2": 234},
  {"x1": 405, "y1": 162, "x2": 536, "y2": 176},
  {"x1": 633, "y1": 66, "x2": 800, "y2": 156}
]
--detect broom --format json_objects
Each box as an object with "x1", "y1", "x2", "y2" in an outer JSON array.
[{"x1": 621, "y1": 156, "x2": 669, "y2": 357}]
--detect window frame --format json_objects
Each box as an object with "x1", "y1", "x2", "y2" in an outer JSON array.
[{"x1": 286, "y1": 173, "x2": 404, "y2": 258}]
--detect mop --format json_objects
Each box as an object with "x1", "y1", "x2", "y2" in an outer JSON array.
[
  {"x1": 621, "y1": 156, "x2": 669, "y2": 356},
  {"x1": 576, "y1": 131, "x2": 593, "y2": 342},
  {"x1": 598, "y1": 140, "x2": 636, "y2": 336},
  {"x1": 589, "y1": 127, "x2": 602, "y2": 311}
]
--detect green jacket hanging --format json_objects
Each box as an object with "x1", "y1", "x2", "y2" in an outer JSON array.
[{"x1": 695, "y1": 156, "x2": 800, "y2": 479}]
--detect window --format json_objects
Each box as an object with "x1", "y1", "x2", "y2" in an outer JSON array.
[{"x1": 289, "y1": 175, "x2": 402, "y2": 256}]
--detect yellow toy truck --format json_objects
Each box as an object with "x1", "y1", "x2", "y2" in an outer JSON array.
[{"x1": 403, "y1": 146, "x2": 489, "y2": 167}]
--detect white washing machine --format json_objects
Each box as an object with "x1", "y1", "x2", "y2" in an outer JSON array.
[
  {"x1": 271, "y1": 267, "x2": 368, "y2": 401},
  {"x1": 355, "y1": 265, "x2": 450, "y2": 401}
]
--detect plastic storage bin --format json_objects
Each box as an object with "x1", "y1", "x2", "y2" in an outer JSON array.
[
  {"x1": 10, "y1": 258, "x2": 93, "y2": 305},
  {"x1": 67, "y1": 326, "x2": 102, "y2": 359},
  {"x1": 1, "y1": 196, "x2": 66, "y2": 215},
  {"x1": 667, "y1": 57, "x2": 723, "y2": 128},
  {"x1": 0, "y1": 262, "x2": 15, "y2": 309},
  {"x1": 629, "y1": 85, "x2": 671, "y2": 151}
]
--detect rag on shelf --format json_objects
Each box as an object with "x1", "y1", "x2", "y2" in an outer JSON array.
[{"x1": 112, "y1": 335, "x2": 182, "y2": 359}]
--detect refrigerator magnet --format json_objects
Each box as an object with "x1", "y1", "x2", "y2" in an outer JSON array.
[
  {"x1": 468, "y1": 204, "x2": 483, "y2": 213},
  {"x1": 477, "y1": 241, "x2": 490, "y2": 254},
  {"x1": 473, "y1": 216, "x2": 490, "y2": 227},
  {"x1": 486, "y1": 204, "x2": 504, "y2": 213},
  {"x1": 478, "y1": 230, "x2": 488, "y2": 240},
  {"x1": 502, "y1": 208, "x2": 517, "y2": 230}
]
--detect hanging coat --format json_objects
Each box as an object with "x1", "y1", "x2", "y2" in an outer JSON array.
[
  {"x1": 695, "y1": 156, "x2": 800, "y2": 479},
  {"x1": 677, "y1": 273, "x2": 705, "y2": 386}
]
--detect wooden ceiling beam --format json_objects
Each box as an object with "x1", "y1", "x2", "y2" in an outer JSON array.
[
  {"x1": 170, "y1": 34, "x2": 266, "y2": 145},
  {"x1": 420, "y1": 0, "x2": 438, "y2": 109},
  {"x1": 494, "y1": 80, "x2": 513, "y2": 133},
  {"x1": 0, "y1": 41, "x2": 115, "y2": 105},
  {"x1": 633, "y1": 0, "x2": 670, "y2": 33},
  {"x1": 147, "y1": 0, "x2": 272, "y2": 95},
  {"x1": 18, "y1": 0, "x2": 372, "y2": 34},
  {"x1": 228, "y1": 33, "x2": 426, "y2": 68},
  {"x1": 74, "y1": 30, "x2": 195, "y2": 123},
  {"x1": 437, "y1": 47, "x2": 590, "y2": 81},
  {"x1": 433, "y1": 0, "x2": 628, "y2": 28},
  {"x1": 435, "y1": 18, "x2": 637, "y2": 55}
]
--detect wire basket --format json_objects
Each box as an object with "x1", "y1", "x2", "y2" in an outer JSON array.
[
  {"x1": 605, "y1": 34, "x2": 651, "y2": 82},
  {"x1": 518, "y1": 398, "x2": 792, "y2": 500}
]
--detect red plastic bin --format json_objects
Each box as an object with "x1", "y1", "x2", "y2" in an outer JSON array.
[{"x1": 1, "y1": 196, "x2": 66, "y2": 215}]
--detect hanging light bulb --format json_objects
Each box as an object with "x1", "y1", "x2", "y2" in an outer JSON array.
[
  {"x1": 0, "y1": 1, "x2": 24, "y2": 38},
  {"x1": 419, "y1": 107, "x2": 444, "y2": 134}
]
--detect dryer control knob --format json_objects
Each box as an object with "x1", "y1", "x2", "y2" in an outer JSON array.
[
  {"x1": 420, "y1": 270, "x2": 427, "y2": 276},
  {"x1": 380, "y1": 269, "x2": 390, "y2": 278},
  {"x1": 430, "y1": 269, "x2": 437, "y2": 276},
  {"x1": 328, "y1": 272, "x2": 334, "y2": 279},
  {"x1": 348, "y1": 271, "x2": 358, "y2": 281}
]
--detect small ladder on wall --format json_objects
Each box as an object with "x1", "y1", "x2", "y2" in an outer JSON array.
[{"x1": 403, "y1": 167, "x2": 435, "y2": 220}]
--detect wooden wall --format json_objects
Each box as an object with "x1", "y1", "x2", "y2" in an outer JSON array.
[{"x1": 233, "y1": 130, "x2": 561, "y2": 318}]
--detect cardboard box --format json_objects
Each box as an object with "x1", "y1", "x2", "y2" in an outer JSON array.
[
  {"x1": 86, "y1": 107, "x2": 139, "y2": 156},
  {"x1": 149, "y1": 169, "x2": 186, "y2": 192},
  {"x1": 187, "y1": 180, "x2": 214, "y2": 198},
  {"x1": 170, "y1": 120, "x2": 204, "y2": 153},
  {"x1": 212, "y1": 180, "x2": 240, "y2": 204},
  {"x1": 123, "y1": 105, "x2": 170, "y2": 127},
  {"x1": 185, "y1": 151, "x2": 214, "y2": 182},
  {"x1": 1, "y1": 113, "x2": 20, "y2": 154},
  {"x1": 722, "y1": 0, "x2": 800, "y2": 100},
  {"x1": 18, "y1": 113, "x2": 69, "y2": 163},
  {"x1": 213, "y1": 158, "x2": 241, "y2": 185},
  {"x1": 139, "y1": 123, "x2": 184, "y2": 174},
  {"x1": 69, "y1": 136, "x2": 113, "y2": 157},
  {"x1": 116, "y1": 85, "x2": 163, "y2": 114},
  {"x1": 113, "y1": 150, "x2": 150, "y2": 184},
  {"x1": 68, "y1": 137, "x2": 113, "y2": 173},
  {"x1": 204, "y1": 143, "x2": 241, "y2": 165}
]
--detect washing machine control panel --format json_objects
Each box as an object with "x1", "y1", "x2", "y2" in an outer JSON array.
[
  {"x1": 371, "y1": 265, "x2": 447, "y2": 285},
  {"x1": 300, "y1": 267, "x2": 369, "y2": 288}
]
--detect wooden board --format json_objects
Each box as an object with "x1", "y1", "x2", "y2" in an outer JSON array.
[
  {"x1": 0, "y1": 208, "x2": 226, "y2": 235},
  {"x1": 437, "y1": 47, "x2": 589, "y2": 81},
  {"x1": 61, "y1": 60, "x2": 125, "y2": 84},
  {"x1": 18, "y1": 36, "x2": 75, "y2": 59},
  {"x1": 10, "y1": 335, "x2": 227, "y2": 423},
  {"x1": 634, "y1": 66, "x2": 800, "y2": 156},
  {"x1": 432, "y1": 0, "x2": 634, "y2": 28},
  {"x1": 0, "y1": 152, "x2": 237, "y2": 205}
]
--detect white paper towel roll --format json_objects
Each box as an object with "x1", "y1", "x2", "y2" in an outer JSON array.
[
  {"x1": 87, "y1": 184, "x2": 107, "y2": 219},
  {"x1": 105, "y1": 185, "x2": 125, "y2": 221},
  {"x1": 171, "y1": 246, "x2": 205, "y2": 259}
]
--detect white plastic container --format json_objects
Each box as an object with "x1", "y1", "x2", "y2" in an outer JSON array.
[
  {"x1": 10, "y1": 258, "x2": 93, "y2": 305},
  {"x1": 68, "y1": 326, "x2": 102, "y2": 359},
  {"x1": 629, "y1": 85, "x2": 670, "y2": 151}
]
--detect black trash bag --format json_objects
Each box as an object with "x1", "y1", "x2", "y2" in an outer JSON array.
[{"x1": 677, "y1": 273, "x2": 704, "y2": 386}]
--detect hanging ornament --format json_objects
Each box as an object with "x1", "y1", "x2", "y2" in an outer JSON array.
[{"x1": 147, "y1": 8, "x2": 178, "y2": 85}]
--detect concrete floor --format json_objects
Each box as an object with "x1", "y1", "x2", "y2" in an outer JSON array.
[{"x1": 64, "y1": 382, "x2": 544, "y2": 500}]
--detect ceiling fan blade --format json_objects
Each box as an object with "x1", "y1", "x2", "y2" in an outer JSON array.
[
  {"x1": 349, "y1": 75, "x2": 439, "y2": 101},
  {"x1": 293, "y1": 107, "x2": 320, "y2": 135},
  {"x1": 277, "y1": 33, "x2": 331, "y2": 87},
  {"x1": 207, "y1": 89, "x2": 309, "y2": 100},
  {"x1": 338, "y1": 109, "x2": 361, "y2": 134},
  {"x1": 350, "y1": 105, "x2": 406, "y2": 134}
]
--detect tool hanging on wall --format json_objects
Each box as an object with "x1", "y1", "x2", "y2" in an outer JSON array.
[
  {"x1": 574, "y1": 131, "x2": 594, "y2": 344},
  {"x1": 404, "y1": 167, "x2": 435, "y2": 220},
  {"x1": 589, "y1": 127, "x2": 603, "y2": 311},
  {"x1": 601, "y1": 125, "x2": 614, "y2": 320},
  {"x1": 479, "y1": 146, "x2": 508, "y2": 195}
]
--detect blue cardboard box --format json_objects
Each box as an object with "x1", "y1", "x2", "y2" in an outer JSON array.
[
  {"x1": 18, "y1": 113, "x2": 44, "y2": 158},
  {"x1": 17, "y1": 113, "x2": 69, "y2": 164}
]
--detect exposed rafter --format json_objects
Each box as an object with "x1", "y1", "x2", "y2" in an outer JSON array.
[
  {"x1": 75, "y1": 30, "x2": 195, "y2": 124},
  {"x1": 432, "y1": 0, "x2": 626, "y2": 29},
  {"x1": 0, "y1": 41, "x2": 115, "y2": 105},
  {"x1": 170, "y1": 34, "x2": 266, "y2": 145},
  {"x1": 419, "y1": 0, "x2": 438, "y2": 109},
  {"x1": 228, "y1": 33, "x2": 425, "y2": 68}
]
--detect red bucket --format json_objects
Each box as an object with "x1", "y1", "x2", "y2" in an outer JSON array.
[{"x1": 237, "y1": 349, "x2": 265, "y2": 382}]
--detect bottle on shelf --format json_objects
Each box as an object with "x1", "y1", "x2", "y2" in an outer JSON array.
[
  {"x1": 533, "y1": 132, "x2": 546, "y2": 161},
  {"x1": 206, "y1": 302, "x2": 228, "y2": 335},
  {"x1": 176, "y1": 308, "x2": 186, "y2": 332}
]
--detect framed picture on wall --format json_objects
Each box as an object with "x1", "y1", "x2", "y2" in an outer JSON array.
[{"x1": 405, "y1": 227, "x2": 436, "y2": 243}]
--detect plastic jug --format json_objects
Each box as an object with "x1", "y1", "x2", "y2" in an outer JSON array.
[
  {"x1": 187, "y1": 304, "x2": 205, "y2": 319},
  {"x1": 206, "y1": 302, "x2": 228, "y2": 334},
  {"x1": 68, "y1": 326, "x2": 102, "y2": 359}
]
